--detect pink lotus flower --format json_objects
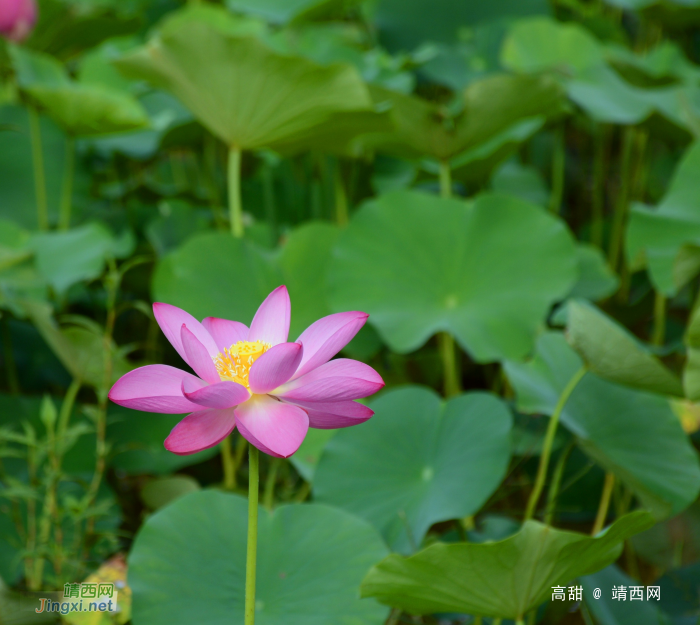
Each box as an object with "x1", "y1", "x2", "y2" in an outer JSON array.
[
  {"x1": 0, "y1": 0, "x2": 37, "y2": 42},
  {"x1": 109, "y1": 286, "x2": 384, "y2": 458}
]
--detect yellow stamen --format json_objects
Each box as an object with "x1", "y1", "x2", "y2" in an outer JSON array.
[{"x1": 213, "y1": 340, "x2": 270, "y2": 388}]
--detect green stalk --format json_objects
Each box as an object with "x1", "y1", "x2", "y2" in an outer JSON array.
[
  {"x1": 56, "y1": 379, "x2": 81, "y2": 444},
  {"x1": 439, "y1": 160, "x2": 452, "y2": 199},
  {"x1": 261, "y1": 158, "x2": 278, "y2": 244},
  {"x1": 524, "y1": 367, "x2": 587, "y2": 521},
  {"x1": 221, "y1": 435, "x2": 236, "y2": 490},
  {"x1": 334, "y1": 160, "x2": 349, "y2": 226},
  {"x1": 436, "y1": 159, "x2": 461, "y2": 398},
  {"x1": 549, "y1": 126, "x2": 565, "y2": 214},
  {"x1": 245, "y1": 446, "x2": 260, "y2": 625},
  {"x1": 591, "y1": 126, "x2": 606, "y2": 247},
  {"x1": 28, "y1": 107, "x2": 48, "y2": 231},
  {"x1": 58, "y1": 136, "x2": 75, "y2": 231},
  {"x1": 652, "y1": 291, "x2": 666, "y2": 347},
  {"x1": 544, "y1": 442, "x2": 574, "y2": 525},
  {"x1": 438, "y1": 332, "x2": 460, "y2": 398},
  {"x1": 591, "y1": 472, "x2": 615, "y2": 535},
  {"x1": 228, "y1": 146, "x2": 244, "y2": 238},
  {"x1": 608, "y1": 127, "x2": 634, "y2": 271}
]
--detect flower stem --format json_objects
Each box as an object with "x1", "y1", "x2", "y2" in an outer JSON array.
[
  {"x1": 28, "y1": 107, "x2": 48, "y2": 231},
  {"x1": 591, "y1": 472, "x2": 615, "y2": 535},
  {"x1": 58, "y1": 136, "x2": 75, "y2": 231},
  {"x1": 591, "y1": 125, "x2": 607, "y2": 247},
  {"x1": 652, "y1": 291, "x2": 666, "y2": 346},
  {"x1": 438, "y1": 332, "x2": 460, "y2": 397},
  {"x1": 245, "y1": 445, "x2": 259, "y2": 625},
  {"x1": 608, "y1": 126, "x2": 634, "y2": 271},
  {"x1": 439, "y1": 160, "x2": 452, "y2": 199},
  {"x1": 549, "y1": 126, "x2": 565, "y2": 214},
  {"x1": 228, "y1": 146, "x2": 244, "y2": 238},
  {"x1": 524, "y1": 367, "x2": 586, "y2": 521},
  {"x1": 544, "y1": 441, "x2": 574, "y2": 525},
  {"x1": 221, "y1": 435, "x2": 236, "y2": 490}
]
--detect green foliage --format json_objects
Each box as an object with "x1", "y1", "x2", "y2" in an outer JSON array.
[
  {"x1": 505, "y1": 333, "x2": 700, "y2": 517},
  {"x1": 115, "y1": 6, "x2": 377, "y2": 151},
  {"x1": 3, "y1": 1, "x2": 700, "y2": 622},
  {"x1": 329, "y1": 190, "x2": 577, "y2": 360},
  {"x1": 314, "y1": 386, "x2": 512, "y2": 553},
  {"x1": 361, "y1": 511, "x2": 653, "y2": 619},
  {"x1": 566, "y1": 299, "x2": 683, "y2": 395},
  {"x1": 128, "y1": 491, "x2": 390, "y2": 625},
  {"x1": 628, "y1": 142, "x2": 700, "y2": 295},
  {"x1": 11, "y1": 46, "x2": 148, "y2": 136}
]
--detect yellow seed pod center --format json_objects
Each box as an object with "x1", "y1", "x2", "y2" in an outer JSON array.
[{"x1": 213, "y1": 340, "x2": 271, "y2": 388}]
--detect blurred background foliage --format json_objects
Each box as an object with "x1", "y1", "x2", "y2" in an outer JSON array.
[{"x1": 3, "y1": 0, "x2": 700, "y2": 623}]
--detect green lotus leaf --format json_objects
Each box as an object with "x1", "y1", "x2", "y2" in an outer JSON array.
[
  {"x1": 226, "y1": 0, "x2": 353, "y2": 25},
  {"x1": 22, "y1": 301, "x2": 130, "y2": 390},
  {"x1": 31, "y1": 223, "x2": 133, "y2": 295},
  {"x1": 566, "y1": 299, "x2": 683, "y2": 396},
  {"x1": 502, "y1": 17, "x2": 700, "y2": 127},
  {"x1": 501, "y1": 17, "x2": 605, "y2": 75},
  {"x1": 361, "y1": 510, "x2": 653, "y2": 619},
  {"x1": 289, "y1": 428, "x2": 335, "y2": 482},
  {"x1": 328, "y1": 190, "x2": 578, "y2": 361},
  {"x1": 152, "y1": 232, "x2": 282, "y2": 330},
  {"x1": 114, "y1": 6, "x2": 376, "y2": 151},
  {"x1": 580, "y1": 564, "x2": 672, "y2": 624},
  {"x1": 11, "y1": 46, "x2": 148, "y2": 137},
  {"x1": 504, "y1": 332, "x2": 700, "y2": 517},
  {"x1": 128, "y1": 490, "x2": 389, "y2": 625},
  {"x1": 314, "y1": 386, "x2": 512, "y2": 553},
  {"x1": 627, "y1": 142, "x2": 700, "y2": 296},
  {"x1": 365, "y1": 73, "x2": 564, "y2": 161},
  {"x1": 568, "y1": 244, "x2": 619, "y2": 301},
  {"x1": 684, "y1": 306, "x2": 700, "y2": 401},
  {"x1": 152, "y1": 222, "x2": 338, "y2": 340}
]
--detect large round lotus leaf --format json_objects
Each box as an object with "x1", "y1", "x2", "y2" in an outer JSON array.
[
  {"x1": 627, "y1": 142, "x2": 700, "y2": 296},
  {"x1": 365, "y1": 74, "x2": 564, "y2": 161},
  {"x1": 152, "y1": 232, "x2": 282, "y2": 327},
  {"x1": 313, "y1": 386, "x2": 512, "y2": 553},
  {"x1": 152, "y1": 223, "x2": 338, "y2": 339},
  {"x1": 504, "y1": 332, "x2": 700, "y2": 518},
  {"x1": 328, "y1": 190, "x2": 578, "y2": 361},
  {"x1": 128, "y1": 490, "x2": 389, "y2": 625},
  {"x1": 114, "y1": 6, "x2": 375, "y2": 150},
  {"x1": 361, "y1": 511, "x2": 653, "y2": 620},
  {"x1": 277, "y1": 221, "x2": 339, "y2": 338}
]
